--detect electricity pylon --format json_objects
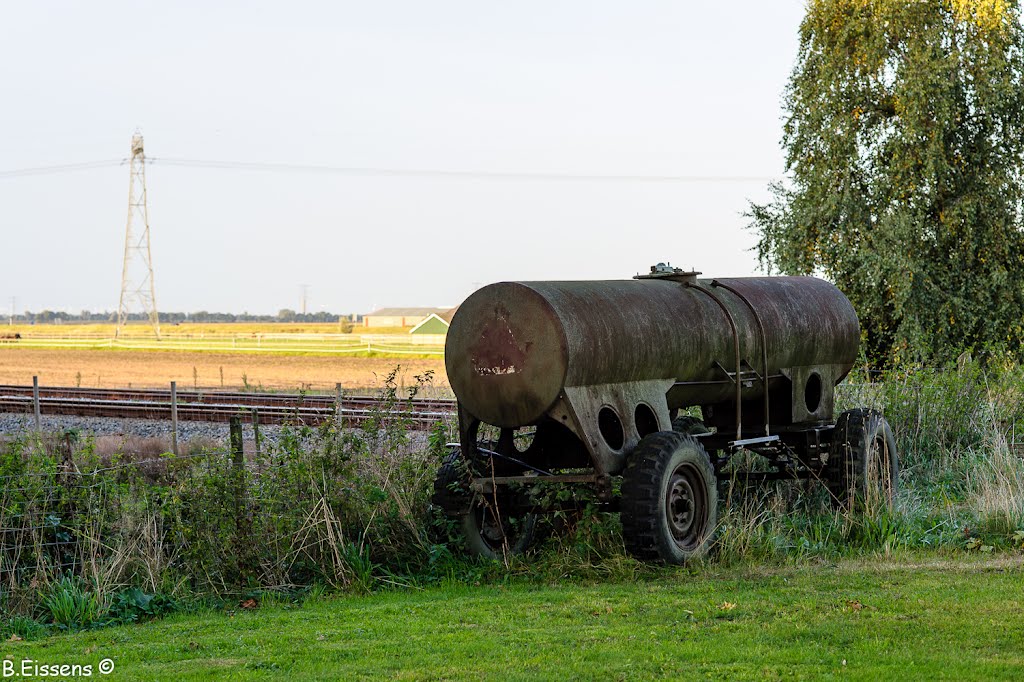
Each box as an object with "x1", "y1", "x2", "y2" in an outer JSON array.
[{"x1": 116, "y1": 132, "x2": 160, "y2": 338}]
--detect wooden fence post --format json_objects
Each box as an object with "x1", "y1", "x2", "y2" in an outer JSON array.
[
  {"x1": 170, "y1": 381, "x2": 179, "y2": 456},
  {"x1": 228, "y1": 415, "x2": 251, "y2": 583},
  {"x1": 32, "y1": 375, "x2": 41, "y2": 432},
  {"x1": 252, "y1": 409, "x2": 261, "y2": 460},
  {"x1": 229, "y1": 416, "x2": 244, "y2": 469},
  {"x1": 229, "y1": 415, "x2": 245, "y2": 522},
  {"x1": 335, "y1": 381, "x2": 343, "y2": 428}
]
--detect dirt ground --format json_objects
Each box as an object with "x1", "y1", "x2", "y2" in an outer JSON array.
[{"x1": 0, "y1": 348, "x2": 450, "y2": 393}]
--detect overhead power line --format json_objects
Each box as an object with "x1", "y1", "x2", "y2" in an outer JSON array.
[
  {"x1": 0, "y1": 159, "x2": 122, "y2": 178},
  {"x1": 0, "y1": 157, "x2": 777, "y2": 184},
  {"x1": 148, "y1": 157, "x2": 776, "y2": 183}
]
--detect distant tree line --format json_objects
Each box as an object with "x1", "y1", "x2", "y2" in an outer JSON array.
[{"x1": 8, "y1": 310, "x2": 360, "y2": 324}]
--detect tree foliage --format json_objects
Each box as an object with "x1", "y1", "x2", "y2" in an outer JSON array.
[{"x1": 750, "y1": 0, "x2": 1024, "y2": 363}]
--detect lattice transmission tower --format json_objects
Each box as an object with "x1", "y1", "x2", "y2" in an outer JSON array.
[{"x1": 116, "y1": 132, "x2": 160, "y2": 338}]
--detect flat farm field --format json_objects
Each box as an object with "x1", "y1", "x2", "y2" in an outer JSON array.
[
  {"x1": 0, "y1": 322, "x2": 449, "y2": 392},
  {"x1": 0, "y1": 323, "x2": 445, "y2": 356},
  {"x1": 0, "y1": 347, "x2": 449, "y2": 393},
  {"x1": 3, "y1": 322, "x2": 372, "y2": 336}
]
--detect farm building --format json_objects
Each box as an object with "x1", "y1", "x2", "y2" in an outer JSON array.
[
  {"x1": 362, "y1": 307, "x2": 450, "y2": 329},
  {"x1": 409, "y1": 307, "x2": 458, "y2": 335}
]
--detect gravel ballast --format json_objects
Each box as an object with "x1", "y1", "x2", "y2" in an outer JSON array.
[{"x1": 0, "y1": 412, "x2": 281, "y2": 448}]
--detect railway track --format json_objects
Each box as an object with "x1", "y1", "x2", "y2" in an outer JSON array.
[{"x1": 0, "y1": 385, "x2": 456, "y2": 429}]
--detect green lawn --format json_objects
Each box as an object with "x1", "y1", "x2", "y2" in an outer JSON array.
[{"x1": 5, "y1": 555, "x2": 1022, "y2": 680}]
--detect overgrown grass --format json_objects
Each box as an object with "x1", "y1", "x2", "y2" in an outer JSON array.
[
  {"x1": 1, "y1": 360, "x2": 1022, "y2": 640},
  {"x1": 0, "y1": 368, "x2": 453, "y2": 634},
  {"x1": 704, "y1": 361, "x2": 1024, "y2": 566}
]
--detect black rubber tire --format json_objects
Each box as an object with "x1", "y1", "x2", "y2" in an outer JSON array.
[
  {"x1": 431, "y1": 455, "x2": 537, "y2": 560},
  {"x1": 431, "y1": 455, "x2": 471, "y2": 516},
  {"x1": 672, "y1": 415, "x2": 710, "y2": 436},
  {"x1": 826, "y1": 409, "x2": 899, "y2": 511},
  {"x1": 460, "y1": 492, "x2": 537, "y2": 560},
  {"x1": 621, "y1": 431, "x2": 718, "y2": 564}
]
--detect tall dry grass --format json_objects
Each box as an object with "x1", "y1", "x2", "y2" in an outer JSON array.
[{"x1": 710, "y1": 360, "x2": 1024, "y2": 564}]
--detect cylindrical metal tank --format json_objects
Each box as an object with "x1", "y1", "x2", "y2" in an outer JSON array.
[{"x1": 446, "y1": 276, "x2": 859, "y2": 428}]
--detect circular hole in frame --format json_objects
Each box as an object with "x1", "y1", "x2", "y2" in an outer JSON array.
[{"x1": 598, "y1": 406, "x2": 625, "y2": 451}]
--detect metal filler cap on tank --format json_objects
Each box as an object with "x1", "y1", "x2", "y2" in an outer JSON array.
[{"x1": 634, "y1": 262, "x2": 701, "y2": 283}]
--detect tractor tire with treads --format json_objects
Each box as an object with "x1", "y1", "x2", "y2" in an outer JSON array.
[
  {"x1": 431, "y1": 451, "x2": 537, "y2": 560},
  {"x1": 621, "y1": 431, "x2": 717, "y2": 564},
  {"x1": 826, "y1": 408, "x2": 899, "y2": 511}
]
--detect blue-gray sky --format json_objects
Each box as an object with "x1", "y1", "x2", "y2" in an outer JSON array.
[{"x1": 0, "y1": 1, "x2": 806, "y2": 315}]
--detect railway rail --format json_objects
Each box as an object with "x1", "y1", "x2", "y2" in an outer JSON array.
[{"x1": 0, "y1": 384, "x2": 456, "y2": 429}]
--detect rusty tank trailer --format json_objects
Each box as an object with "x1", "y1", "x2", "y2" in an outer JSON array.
[{"x1": 433, "y1": 264, "x2": 898, "y2": 563}]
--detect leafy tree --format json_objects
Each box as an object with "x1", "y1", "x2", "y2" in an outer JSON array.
[{"x1": 750, "y1": 0, "x2": 1024, "y2": 363}]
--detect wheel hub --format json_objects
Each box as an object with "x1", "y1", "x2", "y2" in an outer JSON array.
[
  {"x1": 476, "y1": 501, "x2": 506, "y2": 547},
  {"x1": 663, "y1": 462, "x2": 704, "y2": 548},
  {"x1": 666, "y1": 466, "x2": 703, "y2": 543}
]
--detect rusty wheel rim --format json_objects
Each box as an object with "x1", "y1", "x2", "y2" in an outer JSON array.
[
  {"x1": 474, "y1": 499, "x2": 506, "y2": 550},
  {"x1": 666, "y1": 463, "x2": 707, "y2": 550}
]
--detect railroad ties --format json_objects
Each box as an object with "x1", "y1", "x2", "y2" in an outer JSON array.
[{"x1": 0, "y1": 385, "x2": 456, "y2": 430}]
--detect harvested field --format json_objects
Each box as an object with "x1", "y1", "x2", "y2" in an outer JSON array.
[{"x1": 0, "y1": 348, "x2": 449, "y2": 393}]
